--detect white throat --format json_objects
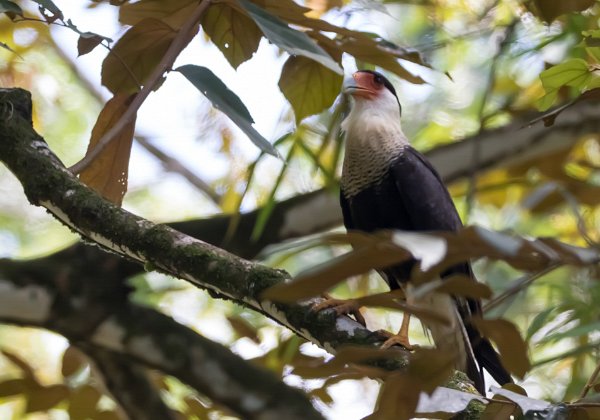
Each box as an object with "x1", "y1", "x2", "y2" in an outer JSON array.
[{"x1": 341, "y1": 95, "x2": 409, "y2": 198}]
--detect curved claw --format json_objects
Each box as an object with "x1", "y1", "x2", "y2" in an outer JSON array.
[
  {"x1": 312, "y1": 298, "x2": 366, "y2": 327},
  {"x1": 377, "y1": 329, "x2": 418, "y2": 351}
]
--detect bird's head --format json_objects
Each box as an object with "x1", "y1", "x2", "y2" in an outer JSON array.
[{"x1": 344, "y1": 70, "x2": 402, "y2": 115}]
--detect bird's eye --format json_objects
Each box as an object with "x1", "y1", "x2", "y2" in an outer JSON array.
[{"x1": 373, "y1": 75, "x2": 383, "y2": 85}]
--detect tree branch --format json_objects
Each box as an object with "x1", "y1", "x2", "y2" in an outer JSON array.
[
  {"x1": 0, "y1": 87, "x2": 393, "y2": 356},
  {"x1": 82, "y1": 347, "x2": 177, "y2": 420},
  {"x1": 0, "y1": 256, "x2": 323, "y2": 420}
]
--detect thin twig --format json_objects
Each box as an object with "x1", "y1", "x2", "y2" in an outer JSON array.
[
  {"x1": 136, "y1": 135, "x2": 222, "y2": 204},
  {"x1": 69, "y1": 0, "x2": 212, "y2": 175},
  {"x1": 483, "y1": 263, "x2": 560, "y2": 313},
  {"x1": 51, "y1": 38, "x2": 222, "y2": 203},
  {"x1": 580, "y1": 359, "x2": 600, "y2": 399},
  {"x1": 466, "y1": 19, "x2": 517, "y2": 219}
]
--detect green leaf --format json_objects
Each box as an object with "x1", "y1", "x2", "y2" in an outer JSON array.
[
  {"x1": 176, "y1": 64, "x2": 280, "y2": 157},
  {"x1": 251, "y1": 140, "x2": 295, "y2": 240},
  {"x1": 585, "y1": 74, "x2": 600, "y2": 91},
  {"x1": 539, "y1": 320, "x2": 600, "y2": 343},
  {"x1": 278, "y1": 55, "x2": 343, "y2": 122},
  {"x1": 201, "y1": 3, "x2": 262, "y2": 69},
  {"x1": 0, "y1": 0, "x2": 22, "y2": 16},
  {"x1": 537, "y1": 59, "x2": 592, "y2": 110},
  {"x1": 238, "y1": 0, "x2": 342, "y2": 75},
  {"x1": 526, "y1": 307, "x2": 557, "y2": 341}
]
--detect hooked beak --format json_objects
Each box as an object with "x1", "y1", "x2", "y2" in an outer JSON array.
[{"x1": 344, "y1": 72, "x2": 376, "y2": 99}]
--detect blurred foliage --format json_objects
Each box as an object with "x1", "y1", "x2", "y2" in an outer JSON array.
[{"x1": 2, "y1": 0, "x2": 600, "y2": 418}]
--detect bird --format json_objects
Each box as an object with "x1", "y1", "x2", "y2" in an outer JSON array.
[{"x1": 314, "y1": 69, "x2": 512, "y2": 394}]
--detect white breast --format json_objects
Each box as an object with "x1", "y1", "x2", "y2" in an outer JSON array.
[{"x1": 341, "y1": 99, "x2": 408, "y2": 198}]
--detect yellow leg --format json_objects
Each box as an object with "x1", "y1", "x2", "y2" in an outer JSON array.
[
  {"x1": 312, "y1": 294, "x2": 366, "y2": 326},
  {"x1": 380, "y1": 313, "x2": 415, "y2": 350}
]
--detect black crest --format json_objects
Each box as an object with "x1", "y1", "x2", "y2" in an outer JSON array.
[{"x1": 358, "y1": 70, "x2": 402, "y2": 113}]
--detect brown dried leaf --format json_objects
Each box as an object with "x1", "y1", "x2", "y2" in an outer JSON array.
[
  {"x1": 119, "y1": 0, "x2": 197, "y2": 28},
  {"x1": 77, "y1": 33, "x2": 104, "y2": 56},
  {"x1": 201, "y1": 3, "x2": 262, "y2": 69},
  {"x1": 335, "y1": 35, "x2": 424, "y2": 84},
  {"x1": 61, "y1": 346, "x2": 86, "y2": 378},
  {"x1": 68, "y1": 385, "x2": 102, "y2": 420},
  {"x1": 471, "y1": 318, "x2": 530, "y2": 379},
  {"x1": 481, "y1": 401, "x2": 518, "y2": 420},
  {"x1": 310, "y1": 387, "x2": 334, "y2": 405},
  {"x1": 365, "y1": 373, "x2": 420, "y2": 420},
  {"x1": 279, "y1": 54, "x2": 343, "y2": 122},
  {"x1": 292, "y1": 346, "x2": 400, "y2": 379},
  {"x1": 227, "y1": 316, "x2": 260, "y2": 343},
  {"x1": 93, "y1": 411, "x2": 122, "y2": 420},
  {"x1": 408, "y1": 348, "x2": 456, "y2": 393},
  {"x1": 0, "y1": 378, "x2": 27, "y2": 397},
  {"x1": 101, "y1": 18, "x2": 178, "y2": 94},
  {"x1": 25, "y1": 384, "x2": 69, "y2": 413},
  {"x1": 1, "y1": 350, "x2": 36, "y2": 380},
  {"x1": 435, "y1": 275, "x2": 493, "y2": 299},
  {"x1": 79, "y1": 94, "x2": 137, "y2": 206},
  {"x1": 355, "y1": 290, "x2": 452, "y2": 326},
  {"x1": 262, "y1": 244, "x2": 410, "y2": 302},
  {"x1": 532, "y1": 0, "x2": 595, "y2": 22}
]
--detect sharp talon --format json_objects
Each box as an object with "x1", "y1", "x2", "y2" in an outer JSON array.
[
  {"x1": 312, "y1": 298, "x2": 366, "y2": 327},
  {"x1": 377, "y1": 330, "x2": 417, "y2": 351}
]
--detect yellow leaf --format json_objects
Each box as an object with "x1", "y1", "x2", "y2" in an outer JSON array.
[
  {"x1": 201, "y1": 3, "x2": 262, "y2": 69},
  {"x1": 279, "y1": 55, "x2": 343, "y2": 122},
  {"x1": 471, "y1": 318, "x2": 531, "y2": 379},
  {"x1": 80, "y1": 94, "x2": 137, "y2": 206},
  {"x1": 101, "y1": 18, "x2": 179, "y2": 94},
  {"x1": 185, "y1": 396, "x2": 211, "y2": 418}
]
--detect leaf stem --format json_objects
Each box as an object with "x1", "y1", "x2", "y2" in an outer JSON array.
[
  {"x1": 579, "y1": 359, "x2": 600, "y2": 399},
  {"x1": 68, "y1": 0, "x2": 212, "y2": 175}
]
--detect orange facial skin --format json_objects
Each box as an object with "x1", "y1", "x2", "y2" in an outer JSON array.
[{"x1": 345, "y1": 71, "x2": 384, "y2": 99}]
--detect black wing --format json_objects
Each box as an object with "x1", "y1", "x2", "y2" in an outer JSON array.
[
  {"x1": 340, "y1": 191, "x2": 354, "y2": 231},
  {"x1": 391, "y1": 147, "x2": 512, "y2": 389},
  {"x1": 390, "y1": 146, "x2": 463, "y2": 232}
]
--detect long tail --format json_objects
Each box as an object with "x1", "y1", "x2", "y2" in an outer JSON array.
[
  {"x1": 411, "y1": 290, "x2": 511, "y2": 394},
  {"x1": 466, "y1": 323, "x2": 513, "y2": 387},
  {"x1": 410, "y1": 290, "x2": 488, "y2": 393}
]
